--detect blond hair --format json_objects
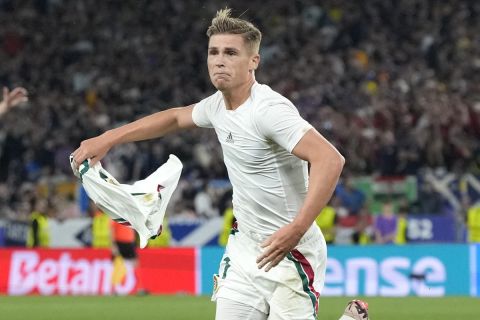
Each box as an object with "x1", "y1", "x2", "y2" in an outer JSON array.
[{"x1": 206, "y1": 8, "x2": 262, "y2": 54}]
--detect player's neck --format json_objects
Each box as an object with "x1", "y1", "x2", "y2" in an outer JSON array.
[{"x1": 222, "y1": 78, "x2": 255, "y2": 110}]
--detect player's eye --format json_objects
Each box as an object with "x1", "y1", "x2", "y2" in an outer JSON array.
[
  {"x1": 209, "y1": 49, "x2": 218, "y2": 55},
  {"x1": 226, "y1": 50, "x2": 237, "y2": 56}
]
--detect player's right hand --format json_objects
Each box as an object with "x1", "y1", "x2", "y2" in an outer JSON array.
[{"x1": 72, "y1": 133, "x2": 114, "y2": 168}]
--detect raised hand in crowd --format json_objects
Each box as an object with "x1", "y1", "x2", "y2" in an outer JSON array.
[{"x1": 0, "y1": 87, "x2": 29, "y2": 117}]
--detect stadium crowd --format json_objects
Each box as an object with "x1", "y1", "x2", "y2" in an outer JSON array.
[{"x1": 0, "y1": 0, "x2": 479, "y2": 235}]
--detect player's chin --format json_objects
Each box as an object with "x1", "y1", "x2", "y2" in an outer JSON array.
[{"x1": 212, "y1": 81, "x2": 229, "y2": 91}]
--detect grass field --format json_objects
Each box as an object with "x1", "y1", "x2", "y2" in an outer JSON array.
[{"x1": 0, "y1": 295, "x2": 478, "y2": 319}]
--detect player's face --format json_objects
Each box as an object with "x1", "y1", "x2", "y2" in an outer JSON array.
[{"x1": 207, "y1": 34, "x2": 259, "y2": 92}]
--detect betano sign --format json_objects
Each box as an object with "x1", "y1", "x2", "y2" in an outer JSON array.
[
  {"x1": 0, "y1": 248, "x2": 196, "y2": 295},
  {"x1": 7, "y1": 251, "x2": 135, "y2": 295}
]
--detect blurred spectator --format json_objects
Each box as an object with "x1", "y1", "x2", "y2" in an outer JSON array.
[
  {"x1": 334, "y1": 175, "x2": 366, "y2": 216},
  {"x1": 111, "y1": 219, "x2": 147, "y2": 295},
  {"x1": 374, "y1": 201, "x2": 398, "y2": 244},
  {"x1": 26, "y1": 196, "x2": 50, "y2": 248},
  {"x1": 333, "y1": 175, "x2": 368, "y2": 244},
  {"x1": 466, "y1": 201, "x2": 480, "y2": 243},
  {"x1": 218, "y1": 205, "x2": 235, "y2": 247},
  {"x1": 194, "y1": 182, "x2": 219, "y2": 219},
  {"x1": 218, "y1": 189, "x2": 234, "y2": 246},
  {"x1": 353, "y1": 210, "x2": 374, "y2": 245},
  {"x1": 91, "y1": 202, "x2": 111, "y2": 248},
  {"x1": 0, "y1": 0, "x2": 479, "y2": 222},
  {"x1": 0, "y1": 183, "x2": 15, "y2": 218},
  {"x1": 394, "y1": 201, "x2": 409, "y2": 245},
  {"x1": 315, "y1": 200, "x2": 337, "y2": 245}
]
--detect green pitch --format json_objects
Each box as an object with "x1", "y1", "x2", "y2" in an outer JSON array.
[{"x1": 0, "y1": 295, "x2": 478, "y2": 319}]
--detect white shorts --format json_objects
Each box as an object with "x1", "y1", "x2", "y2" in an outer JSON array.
[{"x1": 212, "y1": 223, "x2": 327, "y2": 320}]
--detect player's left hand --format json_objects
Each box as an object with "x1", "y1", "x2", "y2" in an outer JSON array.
[{"x1": 256, "y1": 223, "x2": 304, "y2": 272}]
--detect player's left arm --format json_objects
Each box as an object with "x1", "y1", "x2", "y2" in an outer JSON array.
[
  {"x1": 290, "y1": 128, "x2": 345, "y2": 234},
  {"x1": 257, "y1": 128, "x2": 344, "y2": 271}
]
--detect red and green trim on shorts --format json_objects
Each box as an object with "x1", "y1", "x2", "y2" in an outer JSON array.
[{"x1": 287, "y1": 249, "x2": 320, "y2": 319}]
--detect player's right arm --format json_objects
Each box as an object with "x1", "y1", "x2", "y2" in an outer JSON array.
[{"x1": 72, "y1": 104, "x2": 197, "y2": 166}]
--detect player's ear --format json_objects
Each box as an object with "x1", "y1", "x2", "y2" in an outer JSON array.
[{"x1": 249, "y1": 54, "x2": 260, "y2": 72}]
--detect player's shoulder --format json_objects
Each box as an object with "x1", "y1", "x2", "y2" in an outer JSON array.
[
  {"x1": 252, "y1": 82, "x2": 288, "y2": 104},
  {"x1": 251, "y1": 82, "x2": 298, "y2": 119},
  {"x1": 204, "y1": 90, "x2": 223, "y2": 104},
  {"x1": 252, "y1": 82, "x2": 296, "y2": 110},
  {"x1": 196, "y1": 90, "x2": 223, "y2": 110}
]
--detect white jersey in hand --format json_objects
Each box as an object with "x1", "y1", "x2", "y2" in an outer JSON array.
[
  {"x1": 70, "y1": 154, "x2": 182, "y2": 248},
  {"x1": 192, "y1": 82, "x2": 312, "y2": 236}
]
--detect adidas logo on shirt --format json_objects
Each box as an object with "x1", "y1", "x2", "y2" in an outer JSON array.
[{"x1": 225, "y1": 132, "x2": 234, "y2": 144}]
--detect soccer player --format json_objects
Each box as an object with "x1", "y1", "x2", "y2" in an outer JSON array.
[{"x1": 73, "y1": 8, "x2": 366, "y2": 320}]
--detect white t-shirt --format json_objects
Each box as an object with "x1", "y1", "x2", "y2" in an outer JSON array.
[{"x1": 192, "y1": 82, "x2": 313, "y2": 236}]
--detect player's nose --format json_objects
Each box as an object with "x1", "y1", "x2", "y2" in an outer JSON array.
[{"x1": 213, "y1": 54, "x2": 226, "y2": 67}]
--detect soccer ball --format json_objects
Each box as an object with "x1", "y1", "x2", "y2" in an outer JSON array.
[{"x1": 342, "y1": 300, "x2": 369, "y2": 320}]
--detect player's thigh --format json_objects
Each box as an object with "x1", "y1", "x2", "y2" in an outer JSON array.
[
  {"x1": 268, "y1": 234, "x2": 326, "y2": 320},
  {"x1": 213, "y1": 232, "x2": 270, "y2": 314},
  {"x1": 215, "y1": 297, "x2": 268, "y2": 320},
  {"x1": 268, "y1": 284, "x2": 317, "y2": 320}
]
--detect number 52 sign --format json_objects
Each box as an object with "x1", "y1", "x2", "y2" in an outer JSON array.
[{"x1": 406, "y1": 215, "x2": 456, "y2": 242}]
